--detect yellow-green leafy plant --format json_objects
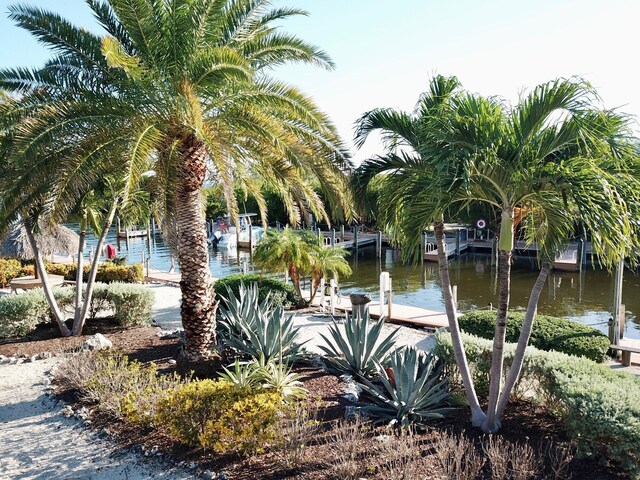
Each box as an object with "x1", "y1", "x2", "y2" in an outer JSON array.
[{"x1": 156, "y1": 379, "x2": 283, "y2": 454}]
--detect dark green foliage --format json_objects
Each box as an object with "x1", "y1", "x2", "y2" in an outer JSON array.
[
  {"x1": 458, "y1": 310, "x2": 609, "y2": 362},
  {"x1": 214, "y1": 274, "x2": 300, "y2": 309},
  {"x1": 436, "y1": 332, "x2": 640, "y2": 475}
]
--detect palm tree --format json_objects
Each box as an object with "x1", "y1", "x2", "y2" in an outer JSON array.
[
  {"x1": 308, "y1": 245, "x2": 352, "y2": 302},
  {"x1": 253, "y1": 227, "x2": 316, "y2": 303},
  {"x1": 354, "y1": 76, "x2": 640, "y2": 433},
  {"x1": 353, "y1": 75, "x2": 487, "y2": 427},
  {"x1": 0, "y1": 0, "x2": 352, "y2": 360}
]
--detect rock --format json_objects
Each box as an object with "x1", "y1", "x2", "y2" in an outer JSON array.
[
  {"x1": 30, "y1": 355, "x2": 39, "y2": 363},
  {"x1": 167, "y1": 359, "x2": 177, "y2": 365},
  {"x1": 156, "y1": 330, "x2": 182, "y2": 339},
  {"x1": 82, "y1": 333, "x2": 113, "y2": 351},
  {"x1": 0, "y1": 355, "x2": 7, "y2": 364},
  {"x1": 15, "y1": 358, "x2": 24, "y2": 365},
  {"x1": 36, "y1": 351, "x2": 53, "y2": 360},
  {"x1": 60, "y1": 405, "x2": 74, "y2": 418}
]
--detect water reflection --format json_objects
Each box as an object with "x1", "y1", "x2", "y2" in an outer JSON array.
[{"x1": 83, "y1": 229, "x2": 639, "y2": 340}]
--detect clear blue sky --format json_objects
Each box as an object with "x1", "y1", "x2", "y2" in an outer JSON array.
[{"x1": 1, "y1": 0, "x2": 638, "y2": 163}]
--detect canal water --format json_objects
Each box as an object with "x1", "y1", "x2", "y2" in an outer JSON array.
[{"x1": 87, "y1": 229, "x2": 640, "y2": 340}]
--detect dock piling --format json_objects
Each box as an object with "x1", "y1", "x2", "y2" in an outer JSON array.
[
  {"x1": 376, "y1": 231, "x2": 382, "y2": 257},
  {"x1": 340, "y1": 225, "x2": 345, "y2": 242},
  {"x1": 331, "y1": 229, "x2": 336, "y2": 247}
]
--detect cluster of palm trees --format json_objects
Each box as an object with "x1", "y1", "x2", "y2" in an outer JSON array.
[
  {"x1": 0, "y1": 0, "x2": 353, "y2": 360},
  {"x1": 353, "y1": 75, "x2": 640, "y2": 433},
  {"x1": 1, "y1": 0, "x2": 639, "y2": 436}
]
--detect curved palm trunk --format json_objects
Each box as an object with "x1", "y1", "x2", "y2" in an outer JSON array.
[
  {"x1": 73, "y1": 212, "x2": 87, "y2": 326},
  {"x1": 73, "y1": 203, "x2": 116, "y2": 335},
  {"x1": 434, "y1": 220, "x2": 486, "y2": 427},
  {"x1": 24, "y1": 219, "x2": 71, "y2": 337},
  {"x1": 483, "y1": 210, "x2": 514, "y2": 433},
  {"x1": 288, "y1": 263, "x2": 305, "y2": 304},
  {"x1": 175, "y1": 135, "x2": 218, "y2": 361},
  {"x1": 496, "y1": 262, "x2": 551, "y2": 418}
]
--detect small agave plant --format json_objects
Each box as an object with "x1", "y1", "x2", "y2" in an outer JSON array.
[
  {"x1": 319, "y1": 310, "x2": 398, "y2": 379},
  {"x1": 358, "y1": 346, "x2": 454, "y2": 427}
]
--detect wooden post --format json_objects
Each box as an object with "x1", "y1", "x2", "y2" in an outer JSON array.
[
  {"x1": 340, "y1": 225, "x2": 345, "y2": 243},
  {"x1": 380, "y1": 271, "x2": 389, "y2": 317},
  {"x1": 376, "y1": 231, "x2": 382, "y2": 258},
  {"x1": 579, "y1": 238, "x2": 586, "y2": 272},
  {"x1": 319, "y1": 277, "x2": 326, "y2": 313},
  {"x1": 329, "y1": 278, "x2": 336, "y2": 316},
  {"x1": 242, "y1": 259, "x2": 248, "y2": 274},
  {"x1": 613, "y1": 259, "x2": 624, "y2": 344},
  {"x1": 276, "y1": 221, "x2": 281, "y2": 231},
  {"x1": 619, "y1": 304, "x2": 625, "y2": 340},
  {"x1": 284, "y1": 269, "x2": 289, "y2": 284},
  {"x1": 421, "y1": 232, "x2": 426, "y2": 265},
  {"x1": 318, "y1": 228, "x2": 323, "y2": 246},
  {"x1": 331, "y1": 229, "x2": 336, "y2": 247},
  {"x1": 452, "y1": 285, "x2": 458, "y2": 311},
  {"x1": 354, "y1": 225, "x2": 359, "y2": 251},
  {"x1": 387, "y1": 278, "x2": 393, "y2": 319},
  {"x1": 456, "y1": 230, "x2": 461, "y2": 256}
]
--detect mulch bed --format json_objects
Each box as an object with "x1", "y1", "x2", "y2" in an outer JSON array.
[{"x1": 2, "y1": 321, "x2": 627, "y2": 479}]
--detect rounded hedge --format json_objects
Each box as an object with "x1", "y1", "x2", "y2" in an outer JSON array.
[
  {"x1": 213, "y1": 274, "x2": 300, "y2": 309},
  {"x1": 458, "y1": 310, "x2": 610, "y2": 362}
]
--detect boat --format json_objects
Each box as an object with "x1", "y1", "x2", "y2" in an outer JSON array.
[{"x1": 208, "y1": 213, "x2": 264, "y2": 249}]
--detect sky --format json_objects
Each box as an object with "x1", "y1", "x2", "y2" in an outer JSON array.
[{"x1": 1, "y1": 0, "x2": 639, "y2": 164}]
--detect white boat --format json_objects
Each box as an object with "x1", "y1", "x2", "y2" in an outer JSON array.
[{"x1": 208, "y1": 213, "x2": 264, "y2": 249}]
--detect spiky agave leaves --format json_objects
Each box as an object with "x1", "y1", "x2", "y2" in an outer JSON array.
[
  {"x1": 218, "y1": 282, "x2": 306, "y2": 363},
  {"x1": 358, "y1": 346, "x2": 454, "y2": 427},
  {"x1": 318, "y1": 310, "x2": 399, "y2": 379}
]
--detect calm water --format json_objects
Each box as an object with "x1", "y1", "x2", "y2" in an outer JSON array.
[{"x1": 84, "y1": 229, "x2": 640, "y2": 339}]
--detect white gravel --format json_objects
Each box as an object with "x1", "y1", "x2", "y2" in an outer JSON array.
[{"x1": 0, "y1": 358, "x2": 195, "y2": 480}]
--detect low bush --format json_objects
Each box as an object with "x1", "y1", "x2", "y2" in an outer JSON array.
[
  {"x1": 458, "y1": 310, "x2": 609, "y2": 362},
  {"x1": 0, "y1": 258, "x2": 23, "y2": 287},
  {"x1": 0, "y1": 282, "x2": 154, "y2": 338},
  {"x1": 435, "y1": 332, "x2": 640, "y2": 475},
  {"x1": 44, "y1": 262, "x2": 144, "y2": 283},
  {"x1": 214, "y1": 273, "x2": 300, "y2": 309},
  {"x1": 0, "y1": 290, "x2": 50, "y2": 337},
  {"x1": 156, "y1": 379, "x2": 283, "y2": 454}
]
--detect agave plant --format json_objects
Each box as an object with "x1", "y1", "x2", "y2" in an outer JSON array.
[
  {"x1": 318, "y1": 310, "x2": 398, "y2": 378},
  {"x1": 358, "y1": 346, "x2": 453, "y2": 427},
  {"x1": 259, "y1": 360, "x2": 308, "y2": 402},
  {"x1": 219, "y1": 283, "x2": 306, "y2": 362},
  {"x1": 218, "y1": 359, "x2": 263, "y2": 390}
]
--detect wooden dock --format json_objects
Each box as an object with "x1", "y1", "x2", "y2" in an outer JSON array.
[
  {"x1": 145, "y1": 269, "x2": 181, "y2": 284},
  {"x1": 308, "y1": 291, "x2": 449, "y2": 330}
]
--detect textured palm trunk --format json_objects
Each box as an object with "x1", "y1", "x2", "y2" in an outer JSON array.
[
  {"x1": 24, "y1": 219, "x2": 71, "y2": 337},
  {"x1": 175, "y1": 134, "x2": 218, "y2": 361},
  {"x1": 496, "y1": 262, "x2": 551, "y2": 418},
  {"x1": 483, "y1": 210, "x2": 514, "y2": 433},
  {"x1": 434, "y1": 220, "x2": 486, "y2": 427},
  {"x1": 288, "y1": 263, "x2": 304, "y2": 304},
  {"x1": 73, "y1": 203, "x2": 116, "y2": 335},
  {"x1": 73, "y1": 213, "x2": 87, "y2": 326}
]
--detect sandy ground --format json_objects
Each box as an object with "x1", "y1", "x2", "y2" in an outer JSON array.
[{"x1": 0, "y1": 358, "x2": 195, "y2": 480}]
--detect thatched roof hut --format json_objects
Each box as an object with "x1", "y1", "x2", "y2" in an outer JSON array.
[{"x1": 0, "y1": 222, "x2": 79, "y2": 260}]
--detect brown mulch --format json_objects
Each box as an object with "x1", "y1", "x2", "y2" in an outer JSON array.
[{"x1": 3, "y1": 323, "x2": 627, "y2": 479}]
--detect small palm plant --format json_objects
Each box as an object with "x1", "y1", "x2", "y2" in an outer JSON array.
[
  {"x1": 319, "y1": 310, "x2": 398, "y2": 378},
  {"x1": 358, "y1": 346, "x2": 453, "y2": 427}
]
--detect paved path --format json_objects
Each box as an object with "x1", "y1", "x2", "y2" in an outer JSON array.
[{"x1": 0, "y1": 359, "x2": 194, "y2": 480}]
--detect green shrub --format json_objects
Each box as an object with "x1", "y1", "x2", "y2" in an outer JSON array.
[
  {"x1": 44, "y1": 262, "x2": 144, "y2": 283},
  {"x1": 0, "y1": 282, "x2": 154, "y2": 338},
  {"x1": 0, "y1": 290, "x2": 50, "y2": 337},
  {"x1": 106, "y1": 282, "x2": 154, "y2": 327},
  {"x1": 435, "y1": 332, "x2": 640, "y2": 475},
  {"x1": 0, "y1": 258, "x2": 23, "y2": 287},
  {"x1": 214, "y1": 273, "x2": 300, "y2": 309},
  {"x1": 156, "y1": 379, "x2": 283, "y2": 454},
  {"x1": 458, "y1": 310, "x2": 609, "y2": 362}
]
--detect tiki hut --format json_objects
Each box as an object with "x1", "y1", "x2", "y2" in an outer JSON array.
[{"x1": 1, "y1": 222, "x2": 79, "y2": 277}]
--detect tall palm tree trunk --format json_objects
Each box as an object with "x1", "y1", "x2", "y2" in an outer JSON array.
[
  {"x1": 175, "y1": 135, "x2": 218, "y2": 360},
  {"x1": 73, "y1": 212, "x2": 87, "y2": 326},
  {"x1": 73, "y1": 203, "x2": 117, "y2": 335},
  {"x1": 288, "y1": 263, "x2": 304, "y2": 304},
  {"x1": 23, "y1": 218, "x2": 71, "y2": 337},
  {"x1": 483, "y1": 211, "x2": 514, "y2": 433},
  {"x1": 434, "y1": 220, "x2": 486, "y2": 427},
  {"x1": 496, "y1": 262, "x2": 551, "y2": 418}
]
